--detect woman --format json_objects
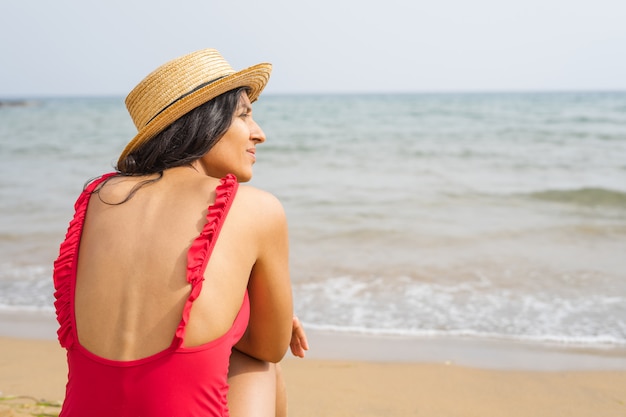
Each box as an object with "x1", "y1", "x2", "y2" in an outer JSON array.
[{"x1": 53, "y1": 49, "x2": 307, "y2": 417}]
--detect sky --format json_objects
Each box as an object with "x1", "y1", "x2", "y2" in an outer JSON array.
[{"x1": 1, "y1": 0, "x2": 625, "y2": 97}]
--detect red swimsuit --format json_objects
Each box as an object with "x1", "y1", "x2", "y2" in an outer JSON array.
[{"x1": 53, "y1": 173, "x2": 249, "y2": 417}]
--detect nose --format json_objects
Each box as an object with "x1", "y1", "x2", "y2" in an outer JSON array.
[{"x1": 250, "y1": 118, "x2": 266, "y2": 144}]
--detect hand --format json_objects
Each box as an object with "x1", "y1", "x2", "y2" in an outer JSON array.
[{"x1": 289, "y1": 316, "x2": 309, "y2": 358}]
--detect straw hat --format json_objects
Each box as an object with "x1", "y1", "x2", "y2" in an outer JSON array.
[{"x1": 118, "y1": 48, "x2": 272, "y2": 165}]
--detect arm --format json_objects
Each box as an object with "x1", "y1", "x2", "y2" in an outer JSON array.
[{"x1": 235, "y1": 190, "x2": 293, "y2": 363}]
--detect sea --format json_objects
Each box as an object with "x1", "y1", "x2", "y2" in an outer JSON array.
[{"x1": 1, "y1": 92, "x2": 625, "y2": 351}]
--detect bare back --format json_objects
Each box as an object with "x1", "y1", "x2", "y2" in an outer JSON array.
[{"x1": 75, "y1": 167, "x2": 258, "y2": 361}]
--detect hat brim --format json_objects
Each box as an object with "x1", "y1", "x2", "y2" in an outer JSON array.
[{"x1": 118, "y1": 62, "x2": 272, "y2": 166}]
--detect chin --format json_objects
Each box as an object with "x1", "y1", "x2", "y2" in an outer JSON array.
[{"x1": 234, "y1": 172, "x2": 253, "y2": 183}]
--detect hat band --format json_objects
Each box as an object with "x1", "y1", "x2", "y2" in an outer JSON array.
[{"x1": 144, "y1": 75, "x2": 228, "y2": 127}]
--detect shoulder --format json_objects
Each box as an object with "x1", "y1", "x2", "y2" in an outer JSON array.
[
  {"x1": 231, "y1": 185, "x2": 287, "y2": 238},
  {"x1": 233, "y1": 185, "x2": 287, "y2": 230},
  {"x1": 229, "y1": 185, "x2": 289, "y2": 255}
]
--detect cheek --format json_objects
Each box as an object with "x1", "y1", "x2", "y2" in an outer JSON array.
[{"x1": 229, "y1": 120, "x2": 251, "y2": 142}]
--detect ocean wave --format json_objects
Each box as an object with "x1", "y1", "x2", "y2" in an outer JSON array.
[
  {"x1": 293, "y1": 273, "x2": 626, "y2": 350},
  {"x1": 526, "y1": 187, "x2": 626, "y2": 208},
  {"x1": 2, "y1": 268, "x2": 625, "y2": 349},
  {"x1": 0, "y1": 263, "x2": 55, "y2": 310}
]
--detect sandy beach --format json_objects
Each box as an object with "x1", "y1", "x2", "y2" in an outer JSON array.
[{"x1": 1, "y1": 332, "x2": 625, "y2": 417}]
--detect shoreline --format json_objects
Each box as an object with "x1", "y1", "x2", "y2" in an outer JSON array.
[
  {"x1": 1, "y1": 309, "x2": 625, "y2": 371},
  {"x1": 304, "y1": 329, "x2": 626, "y2": 371}
]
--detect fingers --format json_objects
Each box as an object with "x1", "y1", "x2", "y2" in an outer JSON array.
[
  {"x1": 289, "y1": 316, "x2": 309, "y2": 358},
  {"x1": 292, "y1": 316, "x2": 309, "y2": 349}
]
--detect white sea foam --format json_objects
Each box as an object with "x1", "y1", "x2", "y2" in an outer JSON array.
[{"x1": 292, "y1": 272, "x2": 626, "y2": 348}]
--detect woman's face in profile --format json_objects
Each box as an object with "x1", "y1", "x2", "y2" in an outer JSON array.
[{"x1": 197, "y1": 92, "x2": 266, "y2": 182}]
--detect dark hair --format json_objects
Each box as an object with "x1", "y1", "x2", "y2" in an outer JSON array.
[
  {"x1": 117, "y1": 87, "x2": 248, "y2": 175},
  {"x1": 92, "y1": 87, "x2": 248, "y2": 205}
]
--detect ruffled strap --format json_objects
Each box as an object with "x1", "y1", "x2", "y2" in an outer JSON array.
[
  {"x1": 174, "y1": 174, "x2": 239, "y2": 347},
  {"x1": 53, "y1": 173, "x2": 118, "y2": 348}
]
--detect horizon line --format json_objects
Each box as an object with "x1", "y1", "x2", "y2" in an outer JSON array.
[{"x1": 2, "y1": 88, "x2": 626, "y2": 101}]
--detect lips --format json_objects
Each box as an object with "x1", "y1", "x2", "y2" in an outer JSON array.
[{"x1": 246, "y1": 148, "x2": 256, "y2": 161}]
